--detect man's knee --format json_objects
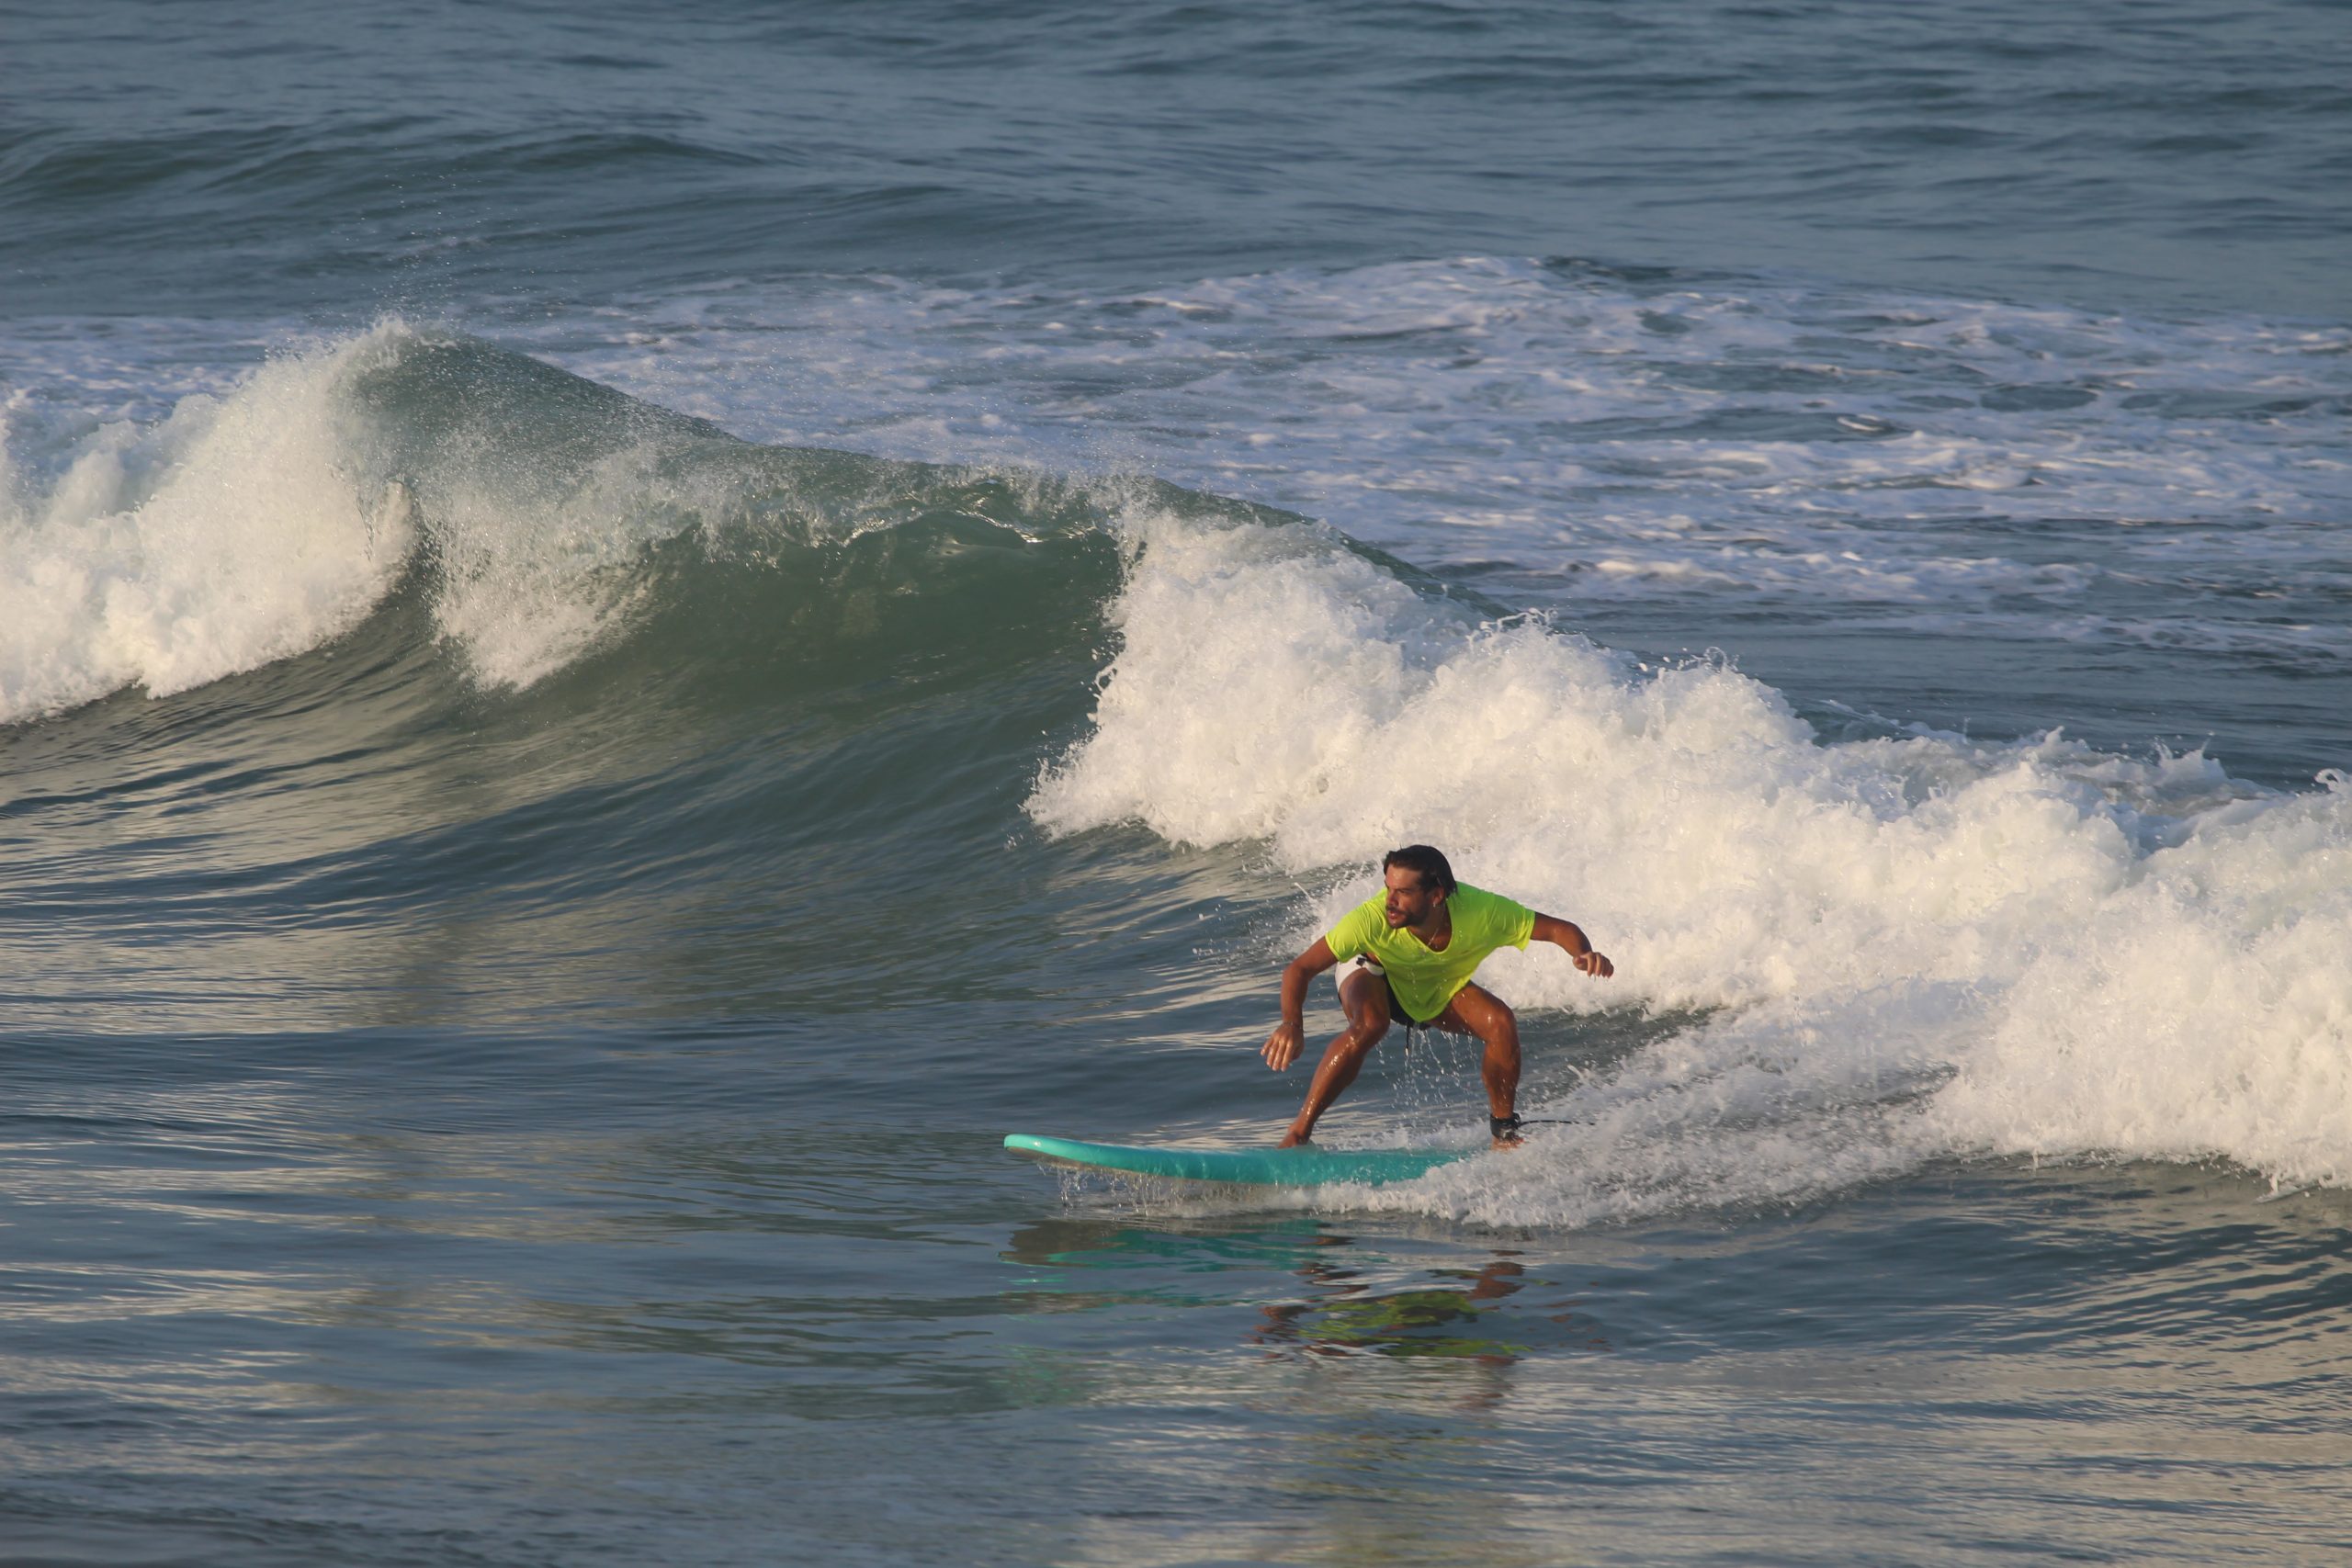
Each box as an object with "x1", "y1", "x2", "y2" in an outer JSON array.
[
  {"x1": 1338, "y1": 975, "x2": 1392, "y2": 1043},
  {"x1": 1458, "y1": 988, "x2": 1519, "y2": 1047}
]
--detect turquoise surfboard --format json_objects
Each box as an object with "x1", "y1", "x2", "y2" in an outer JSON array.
[{"x1": 1003, "y1": 1133, "x2": 1472, "y2": 1187}]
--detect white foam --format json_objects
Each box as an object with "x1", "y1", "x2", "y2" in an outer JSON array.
[
  {"x1": 0, "y1": 321, "x2": 684, "y2": 717},
  {"x1": 0, "y1": 327, "x2": 414, "y2": 724},
  {"x1": 1031, "y1": 508, "x2": 2352, "y2": 1210}
]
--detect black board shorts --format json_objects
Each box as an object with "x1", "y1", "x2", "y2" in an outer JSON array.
[{"x1": 1349, "y1": 957, "x2": 1449, "y2": 1032}]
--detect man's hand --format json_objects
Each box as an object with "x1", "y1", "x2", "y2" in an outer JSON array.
[
  {"x1": 1534, "y1": 914, "x2": 1614, "y2": 980},
  {"x1": 1263, "y1": 940, "x2": 1338, "y2": 1073}
]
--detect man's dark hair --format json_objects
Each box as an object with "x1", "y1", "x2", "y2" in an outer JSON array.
[{"x1": 1383, "y1": 844, "x2": 1457, "y2": 895}]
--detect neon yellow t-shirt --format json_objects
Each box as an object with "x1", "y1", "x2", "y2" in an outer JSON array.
[{"x1": 1324, "y1": 884, "x2": 1537, "y2": 1022}]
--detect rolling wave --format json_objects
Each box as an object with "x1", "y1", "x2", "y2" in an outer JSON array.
[
  {"x1": 0, "y1": 321, "x2": 1144, "y2": 727},
  {"x1": 6, "y1": 317, "x2": 2347, "y2": 1208},
  {"x1": 0, "y1": 325, "x2": 1156, "y2": 1035}
]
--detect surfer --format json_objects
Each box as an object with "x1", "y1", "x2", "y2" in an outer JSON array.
[{"x1": 1260, "y1": 845, "x2": 1612, "y2": 1148}]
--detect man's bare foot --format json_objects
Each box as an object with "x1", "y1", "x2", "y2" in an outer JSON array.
[{"x1": 1277, "y1": 1130, "x2": 1312, "y2": 1148}]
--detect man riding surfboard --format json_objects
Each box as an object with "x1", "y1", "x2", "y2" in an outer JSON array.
[{"x1": 1261, "y1": 845, "x2": 1612, "y2": 1147}]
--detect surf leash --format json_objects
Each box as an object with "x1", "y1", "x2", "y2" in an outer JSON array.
[{"x1": 1492, "y1": 1113, "x2": 1581, "y2": 1136}]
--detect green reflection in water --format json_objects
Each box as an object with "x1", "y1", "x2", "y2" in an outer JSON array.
[
  {"x1": 1255, "y1": 1260, "x2": 1533, "y2": 1364},
  {"x1": 1003, "y1": 1217, "x2": 1612, "y2": 1370}
]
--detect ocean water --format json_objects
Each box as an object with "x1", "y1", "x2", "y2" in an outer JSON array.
[{"x1": 5, "y1": 3, "x2": 2352, "y2": 1564}]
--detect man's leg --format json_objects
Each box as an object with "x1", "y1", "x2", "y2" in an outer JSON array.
[
  {"x1": 1280, "y1": 965, "x2": 1394, "y2": 1147},
  {"x1": 1433, "y1": 982, "x2": 1521, "y2": 1142}
]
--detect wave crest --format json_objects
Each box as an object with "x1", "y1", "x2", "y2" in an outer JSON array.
[
  {"x1": 1, "y1": 321, "x2": 1129, "y2": 723},
  {"x1": 1, "y1": 324, "x2": 413, "y2": 722}
]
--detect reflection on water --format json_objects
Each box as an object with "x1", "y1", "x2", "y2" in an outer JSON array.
[
  {"x1": 989, "y1": 1172, "x2": 2352, "y2": 1567},
  {"x1": 1253, "y1": 1258, "x2": 1532, "y2": 1364},
  {"x1": 1003, "y1": 1216, "x2": 1615, "y2": 1379}
]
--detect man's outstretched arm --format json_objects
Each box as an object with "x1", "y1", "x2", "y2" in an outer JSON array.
[
  {"x1": 1531, "y1": 913, "x2": 1613, "y2": 978},
  {"x1": 1261, "y1": 937, "x2": 1340, "y2": 1069}
]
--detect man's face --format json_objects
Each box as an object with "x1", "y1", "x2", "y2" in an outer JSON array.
[{"x1": 1382, "y1": 865, "x2": 1444, "y2": 928}]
